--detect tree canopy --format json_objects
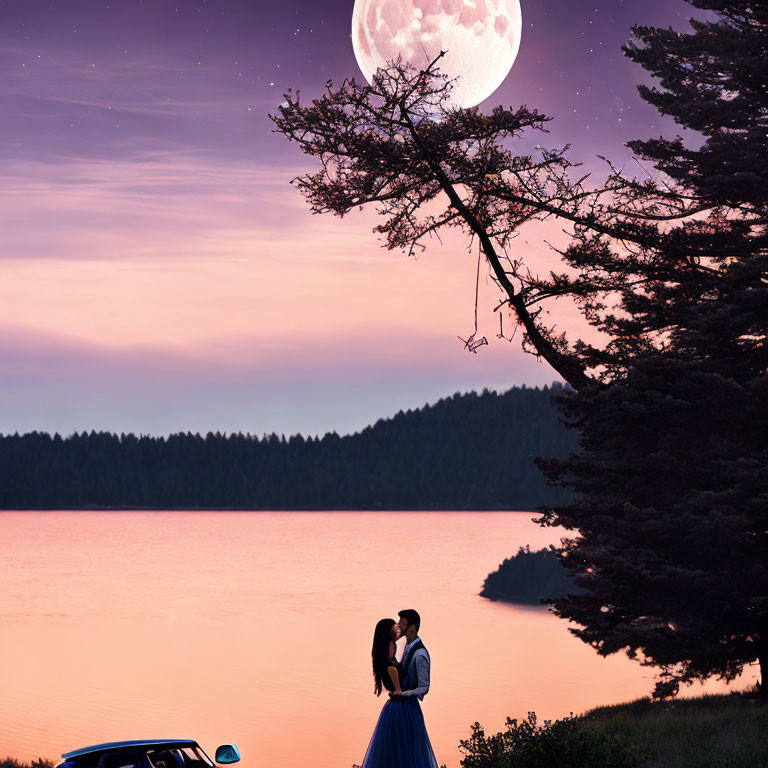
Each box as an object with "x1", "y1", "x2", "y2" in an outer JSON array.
[
  {"x1": 537, "y1": 0, "x2": 768, "y2": 698},
  {"x1": 272, "y1": 56, "x2": 596, "y2": 386},
  {"x1": 270, "y1": 53, "x2": 714, "y2": 389}
]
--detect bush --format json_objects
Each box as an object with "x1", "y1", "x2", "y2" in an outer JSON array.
[
  {"x1": 459, "y1": 712, "x2": 645, "y2": 768},
  {"x1": 1, "y1": 760, "x2": 55, "y2": 768}
]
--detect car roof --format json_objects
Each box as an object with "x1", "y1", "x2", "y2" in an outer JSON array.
[{"x1": 63, "y1": 740, "x2": 199, "y2": 759}]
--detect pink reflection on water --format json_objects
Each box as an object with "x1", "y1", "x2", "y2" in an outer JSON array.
[{"x1": 0, "y1": 512, "x2": 754, "y2": 768}]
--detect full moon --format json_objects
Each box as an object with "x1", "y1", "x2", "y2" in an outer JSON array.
[{"x1": 351, "y1": 0, "x2": 522, "y2": 109}]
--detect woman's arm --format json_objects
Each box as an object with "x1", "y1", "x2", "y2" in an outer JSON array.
[{"x1": 387, "y1": 665, "x2": 402, "y2": 695}]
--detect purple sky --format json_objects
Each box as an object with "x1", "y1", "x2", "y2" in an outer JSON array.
[{"x1": 0, "y1": 0, "x2": 699, "y2": 437}]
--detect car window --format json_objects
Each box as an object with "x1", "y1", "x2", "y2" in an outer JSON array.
[
  {"x1": 98, "y1": 752, "x2": 141, "y2": 768},
  {"x1": 181, "y1": 747, "x2": 213, "y2": 768},
  {"x1": 70, "y1": 756, "x2": 98, "y2": 768},
  {"x1": 145, "y1": 748, "x2": 181, "y2": 768}
]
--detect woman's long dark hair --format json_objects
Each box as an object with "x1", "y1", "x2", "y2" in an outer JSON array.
[{"x1": 371, "y1": 618, "x2": 395, "y2": 696}]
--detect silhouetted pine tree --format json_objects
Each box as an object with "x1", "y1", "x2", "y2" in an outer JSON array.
[{"x1": 537, "y1": 1, "x2": 768, "y2": 698}]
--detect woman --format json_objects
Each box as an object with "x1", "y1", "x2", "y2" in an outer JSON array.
[{"x1": 360, "y1": 618, "x2": 439, "y2": 768}]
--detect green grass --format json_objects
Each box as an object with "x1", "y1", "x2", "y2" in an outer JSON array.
[
  {"x1": 459, "y1": 691, "x2": 768, "y2": 768},
  {"x1": 583, "y1": 692, "x2": 768, "y2": 768}
]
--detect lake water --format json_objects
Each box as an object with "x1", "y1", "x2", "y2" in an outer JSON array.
[{"x1": 0, "y1": 511, "x2": 753, "y2": 768}]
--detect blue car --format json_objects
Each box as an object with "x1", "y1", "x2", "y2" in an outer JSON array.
[{"x1": 55, "y1": 740, "x2": 241, "y2": 768}]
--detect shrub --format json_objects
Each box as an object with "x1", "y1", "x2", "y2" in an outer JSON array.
[
  {"x1": 1, "y1": 760, "x2": 55, "y2": 768},
  {"x1": 459, "y1": 712, "x2": 645, "y2": 768}
]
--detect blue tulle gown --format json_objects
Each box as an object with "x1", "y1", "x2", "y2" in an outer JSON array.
[{"x1": 360, "y1": 695, "x2": 439, "y2": 768}]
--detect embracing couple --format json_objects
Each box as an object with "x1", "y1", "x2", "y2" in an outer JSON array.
[{"x1": 360, "y1": 609, "x2": 439, "y2": 768}]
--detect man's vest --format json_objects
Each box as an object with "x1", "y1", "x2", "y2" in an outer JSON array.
[{"x1": 401, "y1": 639, "x2": 428, "y2": 692}]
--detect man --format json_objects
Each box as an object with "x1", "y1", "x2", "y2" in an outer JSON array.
[
  {"x1": 391, "y1": 609, "x2": 430, "y2": 701},
  {"x1": 362, "y1": 608, "x2": 438, "y2": 767}
]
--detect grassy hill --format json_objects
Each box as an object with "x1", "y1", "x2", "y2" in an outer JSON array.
[{"x1": 459, "y1": 692, "x2": 768, "y2": 768}]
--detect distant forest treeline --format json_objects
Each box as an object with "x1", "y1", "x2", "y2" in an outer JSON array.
[{"x1": 0, "y1": 384, "x2": 577, "y2": 510}]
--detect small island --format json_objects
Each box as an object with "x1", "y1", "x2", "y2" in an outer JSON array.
[{"x1": 480, "y1": 546, "x2": 577, "y2": 606}]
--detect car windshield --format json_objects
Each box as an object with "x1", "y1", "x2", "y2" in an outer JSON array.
[
  {"x1": 180, "y1": 746, "x2": 215, "y2": 768},
  {"x1": 145, "y1": 747, "x2": 214, "y2": 768},
  {"x1": 79, "y1": 745, "x2": 214, "y2": 768}
]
